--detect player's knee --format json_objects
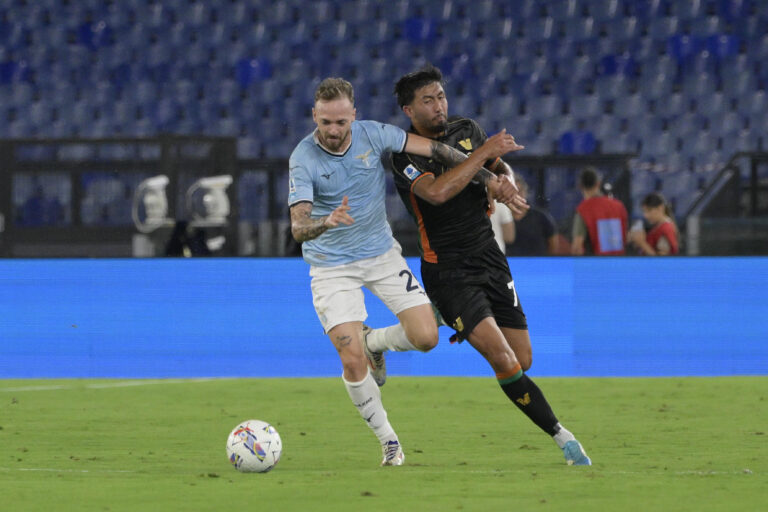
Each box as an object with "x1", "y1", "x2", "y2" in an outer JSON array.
[
  {"x1": 409, "y1": 323, "x2": 438, "y2": 352},
  {"x1": 340, "y1": 351, "x2": 369, "y2": 382},
  {"x1": 487, "y1": 348, "x2": 520, "y2": 374}
]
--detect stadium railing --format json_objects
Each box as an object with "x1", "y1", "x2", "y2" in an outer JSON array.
[{"x1": 684, "y1": 151, "x2": 768, "y2": 255}]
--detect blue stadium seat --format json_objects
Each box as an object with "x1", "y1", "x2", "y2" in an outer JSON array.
[
  {"x1": 732, "y1": 128, "x2": 760, "y2": 152},
  {"x1": 696, "y1": 91, "x2": 726, "y2": 117},
  {"x1": 649, "y1": 16, "x2": 679, "y2": 40},
  {"x1": 111, "y1": 99, "x2": 137, "y2": 125},
  {"x1": 594, "y1": 115, "x2": 621, "y2": 142},
  {"x1": 486, "y1": 95, "x2": 518, "y2": 120},
  {"x1": 566, "y1": 16, "x2": 596, "y2": 40},
  {"x1": 569, "y1": 94, "x2": 603, "y2": 118},
  {"x1": 528, "y1": 94, "x2": 563, "y2": 118},
  {"x1": 601, "y1": 131, "x2": 636, "y2": 153},
  {"x1": 7, "y1": 118, "x2": 34, "y2": 138},
  {"x1": 589, "y1": 0, "x2": 621, "y2": 22},
  {"x1": 690, "y1": 16, "x2": 725, "y2": 36},
  {"x1": 151, "y1": 98, "x2": 180, "y2": 132},
  {"x1": 737, "y1": 90, "x2": 766, "y2": 119},
  {"x1": 683, "y1": 71, "x2": 717, "y2": 97},
  {"x1": 558, "y1": 130, "x2": 597, "y2": 154},
  {"x1": 594, "y1": 74, "x2": 627, "y2": 99},
  {"x1": 670, "y1": 0, "x2": 704, "y2": 20},
  {"x1": 722, "y1": 68, "x2": 757, "y2": 97},
  {"x1": 613, "y1": 93, "x2": 645, "y2": 117},
  {"x1": 402, "y1": 16, "x2": 438, "y2": 44},
  {"x1": 450, "y1": 94, "x2": 480, "y2": 117},
  {"x1": 528, "y1": 16, "x2": 557, "y2": 42},
  {"x1": 645, "y1": 131, "x2": 676, "y2": 157},
  {"x1": 178, "y1": 2, "x2": 210, "y2": 28},
  {"x1": 720, "y1": 112, "x2": 744, "y2": 135},
  {"x1": 718, "y1": 0, "x2": 757, "y2": 21},
  {"x1": 340, "y1": 0, "x2": 376, "y2": 24}
]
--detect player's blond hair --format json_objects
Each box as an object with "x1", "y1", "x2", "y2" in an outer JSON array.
[{"x1": 314, "y1": 78, "x2": 354, "y2": 104}]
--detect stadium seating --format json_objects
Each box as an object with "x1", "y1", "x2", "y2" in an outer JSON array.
[{"x1": 1, "y1": 0, "x2": 766, "y2": 224}]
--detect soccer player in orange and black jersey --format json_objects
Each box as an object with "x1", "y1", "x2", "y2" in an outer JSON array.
[
  {"x1": 389, "y1": 64, "x2": 592, "y2": 465},
  {"x1": 392, "y1": 115, "x2": 501, "y2": 263}
]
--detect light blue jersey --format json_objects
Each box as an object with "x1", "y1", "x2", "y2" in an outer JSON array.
[{"x1": 288, "y1": 120, "x2": 408, "y2": 267}]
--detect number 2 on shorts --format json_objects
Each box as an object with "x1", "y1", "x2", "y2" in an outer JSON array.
[{"x1": 399, "y1": 269, "x2": 420, "y2": 292}]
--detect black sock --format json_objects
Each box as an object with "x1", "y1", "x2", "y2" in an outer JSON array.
[{"x1": 498, "y1": 370, "x2": 560, "y2": 436}]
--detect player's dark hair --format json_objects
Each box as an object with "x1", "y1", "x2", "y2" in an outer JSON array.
[
  {"x1": 641, "y1": 191, "x2": 665, "y2": 209},
  {"x1": 315, "y1": 77, "x2": 354, "y2": 104},
  {"x1": 394, "y1": 64, "x2": 444, "y2": 108},
  {"x1": 642, "y1": 192, "x2": 674, "y2": 217},
  {"x1": 579, "y1": 166, "x2": 601, "y2": 190}
]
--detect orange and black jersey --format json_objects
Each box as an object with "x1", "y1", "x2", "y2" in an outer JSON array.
[{"x1": 390, "y1": 116, "x2": 498, "y2": 264}]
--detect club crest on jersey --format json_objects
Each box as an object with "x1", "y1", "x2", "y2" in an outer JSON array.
[
  {"x1": 458, "y1": 138, "x2": 473, "y2": 151},
  {"x1": 403, "y1": 165, "x2": 422, "y2": 181},
  {"x1": 355, "y1": 149, "x2": 373, "y2": 167}
]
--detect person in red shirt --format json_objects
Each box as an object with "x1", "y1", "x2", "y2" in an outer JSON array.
[
  {"x1": 629, "y1": 192, "x2": 680, "y2": 255},
  {"x1": 571, "y1": 167, "x2": 628, "y2": 255}
]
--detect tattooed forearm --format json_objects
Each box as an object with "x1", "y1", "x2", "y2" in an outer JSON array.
[
  {"x1": 290, "y1": 202, "x2": 329, "y2": 242},
  {"x1": 429, "y1": 140, "x2": 495, "y2": 184},
  {"x1": 429, "y1": 140, "x2": 469, "y2": 167}
]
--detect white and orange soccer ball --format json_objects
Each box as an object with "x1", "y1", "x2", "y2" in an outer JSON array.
[{"x1": 226, "y1": 419, "x2": 282, "y2": 473}]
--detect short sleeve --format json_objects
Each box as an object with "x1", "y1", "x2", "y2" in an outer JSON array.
[
  {"x1": 371, "y1": 122, "x2": 407, "y2": 153},
  {"x1": 288, "y1": 159, "x2": 314, "y2": 206}
]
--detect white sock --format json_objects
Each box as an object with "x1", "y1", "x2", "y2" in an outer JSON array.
[
  {"x1": 552, "y1": 423, "x2": 576, "y2": 449},
  {"x1": 366, "y1": 323, "x2": 418, "y2": 353},
  {"x1": 343, "y1": 369, "x2": 397, "y2": 445}
]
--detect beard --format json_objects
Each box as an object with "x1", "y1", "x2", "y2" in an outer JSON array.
[
  {"x1": 320, "y1": 130, "x2": 349, "y2": 152},
  {"x1": 432, "y1": 118, "x2": 448, "y2": 133},
  {"x1": 425, "y1": 114, "x2": 447, "y2": 135}
]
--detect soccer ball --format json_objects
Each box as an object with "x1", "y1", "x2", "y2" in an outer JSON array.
[{"x1": 225, "y1": 419, "x2": 282, "y2": 473}]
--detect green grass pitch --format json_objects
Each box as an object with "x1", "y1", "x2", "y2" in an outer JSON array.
[{"x1": 1, "y1": 377, "x2": 765, "y2": 511}]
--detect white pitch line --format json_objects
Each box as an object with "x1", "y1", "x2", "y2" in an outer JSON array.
[
  {"x1": 0, "y1": 467, "x2": 135, "y2": 474},
  {"x1": 0, "y1": 377, "x2": 233, "y2": 392},
  {"x1": 0, "y1": 384, "x2": 69, "y2": 392}
]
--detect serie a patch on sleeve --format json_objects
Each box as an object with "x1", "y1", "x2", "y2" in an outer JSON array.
[{"x1": 403, "y1": 164, "x2": 422, "y2": 181}]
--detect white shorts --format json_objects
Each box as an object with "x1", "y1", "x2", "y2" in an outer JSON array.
[{"x1": 309, "y1": 242, "x2": 430, "y2": 333}]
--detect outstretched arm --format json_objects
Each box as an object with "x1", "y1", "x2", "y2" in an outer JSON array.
[{"x1": 290, "y1": 196, "x2": 354, "y2": 242}]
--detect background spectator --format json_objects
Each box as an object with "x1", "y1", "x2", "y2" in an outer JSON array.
[
  {"x1": 507, "y1": 174, "x2": 559, "y2": 256},
  {"x1": 571, "y1": 167, "x2": 628, "y2": 256},
  {"x1": 629, "y1": 192, "x2": 680, "y2": 256}
]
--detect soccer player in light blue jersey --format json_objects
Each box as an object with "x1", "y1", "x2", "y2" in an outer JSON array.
[{"x1": 288, "y1": 77, "x2": 523, "y2": 466}]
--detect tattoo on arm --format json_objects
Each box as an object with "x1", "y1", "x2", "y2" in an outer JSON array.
[
  {"x1": 429, "y1": 140, "x2": 467, "y2": 166},
  {"x1": 429, "y1": 140, "x2": 495, "y2": 185},
  {"x1": 290, "y1": 202, "x2": 328, "y2": 242}
]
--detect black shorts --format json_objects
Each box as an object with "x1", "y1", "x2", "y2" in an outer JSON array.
[{"x1": 420, "y1": 243, "x2": 527, "y2": 342}]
